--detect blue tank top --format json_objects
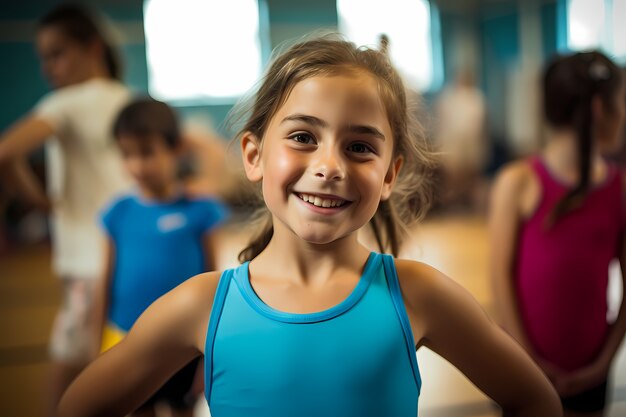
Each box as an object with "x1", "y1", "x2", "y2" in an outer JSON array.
[{"x1": 204, "y1": 252, "x2": 421, "y2": 417}]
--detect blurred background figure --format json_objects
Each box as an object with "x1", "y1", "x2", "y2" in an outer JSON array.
[
  {"x1": 490, "y1": 50, "x2": 625, "y2": 417},
  {"x1": 0, "y1": 4, "x2": 133, "y2": 416},
  {"x1": 433, "y1": 68, "x2": 489, "y2": 214},
  {"x1": 95, "y1": 98, "x2": 229, "y2": 417}
]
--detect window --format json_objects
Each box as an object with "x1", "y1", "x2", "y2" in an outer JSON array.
[
  {"x1": 565, "y1": 0, "x2": 626, "y2": 64},
  {"x1": 143, "y1": 0, "x2": 263, "y2": 104},
  {"x1": 337, "y1": 0, "x2": 442, "y2": 92}
]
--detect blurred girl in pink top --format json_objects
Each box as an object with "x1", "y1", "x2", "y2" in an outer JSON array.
[{"x1": 490, "y1": 51, "x2": 626, "y2": 417}]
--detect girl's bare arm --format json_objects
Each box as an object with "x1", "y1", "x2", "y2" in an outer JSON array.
[
  {"x1": 397, "y1": 260, "x2": 562, "y2": 417},
  {"x1": 488, "y1": 162, "x2": 535, "y2": 352},
  {"x1": 59, "y1": 271, "x2": 221, "y2": 417}
]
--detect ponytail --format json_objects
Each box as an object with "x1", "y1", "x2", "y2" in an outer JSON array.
[
  {"x1": 545, "y1": 100, "x2": 593, "y2": 226},
  {"x1": 542, "y1": 51, "x2": 622, "y2": 226},
  {"x1": 370, "y1": 200, "x2": 402, "y2": 257},
  {"x1": 238, "y1": 213, "x2": 274, "y2": 263}
]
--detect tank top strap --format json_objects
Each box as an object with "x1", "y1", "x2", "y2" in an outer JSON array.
[
  {"x1": 381, "y1": 254, "x2": 422, "y2": 394},
  {"x1": 204, "y1": 267, "x2": 236, "y2": 401},
  {"x1": 528, "y1": 156, "x2": 561, "y2": 190}
]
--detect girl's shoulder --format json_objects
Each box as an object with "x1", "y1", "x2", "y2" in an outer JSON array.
[
  {"x1": 147, "y1": 270, "x2": 224, "y2": 350},
  {"x1": 493, "y1": 158, "x2": 538, "y2": 191},
  {"x1": 392, "y1": 259, "x2": 460, "y2": 316},
  {"x1": 171, "y1": 270, "x2": 224, "y2": 315},
  {"x1": 391, "y1": 259, "x2": 490, "y2": 343},
  {"x1": 393, "y1": 258, "x2": 454, "y2": 297},
  {"x1": 492, "y1": 158, "x2": 541, "y2": 219}
]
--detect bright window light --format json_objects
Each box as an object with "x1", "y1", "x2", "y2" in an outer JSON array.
[
  {"x1": 143, "y1": 0, "x2": 262, "y2": 103},
  {"x1": 337, "y1": 0, "x2": 438, "y2": 92},
  {"x1": 567, "y1": 0, "x2": 605, "y2": 50},
  {"x1": 612, "y1": 0, "x2": 626, "y2": 58},
  {"x1": 566, "y1": 0, "x2": 626, "y2": 64}
]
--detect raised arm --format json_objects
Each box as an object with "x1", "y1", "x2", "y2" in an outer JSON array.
[
  {"x1": 397, "y1": 260, "x2": 562, "y2": 417},
  {"x1": 488, "y1": 162, "x2": 535, "y2": 352},
  {"x1": 0, "y1": 117, "x2": 55, "y2": 210},
  {"x1": 58, "y1": 271, "x2": 220, "y2": 417}
]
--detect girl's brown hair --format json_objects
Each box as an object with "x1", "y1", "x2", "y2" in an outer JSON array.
[
  {"x1": 542, "y1": 51, "x2": 623, "y2": 226},
  {"x1": 234, "y1": 34, "x2": 436, "y2": 262}
]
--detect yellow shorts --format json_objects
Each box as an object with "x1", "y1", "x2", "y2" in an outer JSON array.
[{"x1": 101, "y1": 323, "x2": 127, "y2": 353}]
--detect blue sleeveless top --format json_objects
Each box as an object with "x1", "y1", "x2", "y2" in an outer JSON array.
[{"x1": 204, "y1": 252, "x2": 421, "y2": 417}]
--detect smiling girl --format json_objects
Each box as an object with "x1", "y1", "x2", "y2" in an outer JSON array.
[{"x1": 59, "y1": 35, "x2": 561, "y2": 417}]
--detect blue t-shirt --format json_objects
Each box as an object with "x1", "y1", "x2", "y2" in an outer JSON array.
[{"x1": 101, "y1": 193, "x2": 228, "y2": 331}]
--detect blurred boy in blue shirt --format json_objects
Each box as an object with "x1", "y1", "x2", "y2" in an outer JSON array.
[{"x1": 94, "y1": 97, "x2": 228, "y2": 417}]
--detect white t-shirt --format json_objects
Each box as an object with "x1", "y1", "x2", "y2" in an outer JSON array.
[{"x1": 34, "y1": 78, "x2": 133, "y2": 279}]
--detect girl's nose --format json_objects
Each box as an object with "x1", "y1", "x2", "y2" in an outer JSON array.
[{"x1": 312, "y1": 147, "x2": 345, "y2": 181}]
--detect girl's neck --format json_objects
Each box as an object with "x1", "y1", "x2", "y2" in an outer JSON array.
[
  {"x1": 542, "y1": 128, "x2": 605, "y2": 185},
  {"x1": 253, "y1": 223, "x2": 371, "y2": 287},
  {"x1": 86, "y1": 71, "x2": 110, "y2": 82},
  {"x1": 77, "y1": 62, "x2": 111, "y2": 84}
]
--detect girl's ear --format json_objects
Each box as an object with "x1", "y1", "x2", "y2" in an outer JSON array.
[
  {"x1": 241, "y1": 132, "x2": 263, "y2": 182},
  {"x1": 381, "y1": 156, "x2": 403, "y2": 200}
]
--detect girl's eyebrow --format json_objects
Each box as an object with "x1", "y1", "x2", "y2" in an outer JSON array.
[{"x1": 281, "y1": 113, "x2": 386, "y2": 141}]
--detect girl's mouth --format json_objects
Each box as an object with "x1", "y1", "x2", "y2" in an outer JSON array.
[{"x1": 296, "y1": 192, "x2": 349, "y2": 208}]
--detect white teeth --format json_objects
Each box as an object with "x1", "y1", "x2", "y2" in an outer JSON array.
[{"x1": 298, "y1": 193, "x2": 346, "y2": 208}]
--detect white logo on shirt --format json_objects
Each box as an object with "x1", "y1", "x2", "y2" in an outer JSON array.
[{"x1": 157, "y1": 213, "x2": 187, "y2": 233}]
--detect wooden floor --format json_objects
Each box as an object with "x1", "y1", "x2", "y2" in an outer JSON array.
[{"x1": 1, "y1": 214, "x2": 625, "y2": 417}]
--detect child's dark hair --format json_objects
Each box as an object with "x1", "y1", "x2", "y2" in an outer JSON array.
[
  {"x1": 543, "y1": 50, "x2": 623, "y2": 225},
  {"x1": 38, "y1": 3, "x2": 121, "y2": 80},
  {"x1": 234, "y1": 34, "x2": 436, "y2": 262},
  {"x1": 113, "y1": 97, "x2": 181, "y2": 148}
]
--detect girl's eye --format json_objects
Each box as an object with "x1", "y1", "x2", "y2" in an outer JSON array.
[
  {"x1": 348, "y1": 143, "x2": 373, "y2": 154},
  {"x1": 289, "y1": 133, "x2": 315, "y2": 145}
]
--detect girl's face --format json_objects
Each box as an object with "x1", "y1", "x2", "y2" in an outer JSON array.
[
  {"x1": 36, "y1": 26, "x2": 92, "y2": 88},
  {"x1": 243, "y1": 71, "x2": 401, "y2": 246}
]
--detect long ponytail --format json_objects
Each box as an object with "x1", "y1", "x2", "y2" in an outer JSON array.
[
  {"x1": 542, "y1": 52, "x2": 621, "y2": 226},
  {"x1": 544, "y1": 100, "x2": 593, "y2": 226}
]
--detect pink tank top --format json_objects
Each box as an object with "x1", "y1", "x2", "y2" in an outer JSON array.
[{"x1": 516, "y1": 157, "x2": 624, "y2": 371}]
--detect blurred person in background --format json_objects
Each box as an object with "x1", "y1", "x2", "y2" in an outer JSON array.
[
  {"x1": 434, "y1": 68, "x2": 488, "y2": 213},
  {"x1": 0, "y1": 4, "x2": 133, "y2": 415},
  {"x1": 95, "y1": 98, "x2": 229, "y2": 417},
  {"x1": 490, "y1": 51, "x2": 626, "y2": 417}
]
